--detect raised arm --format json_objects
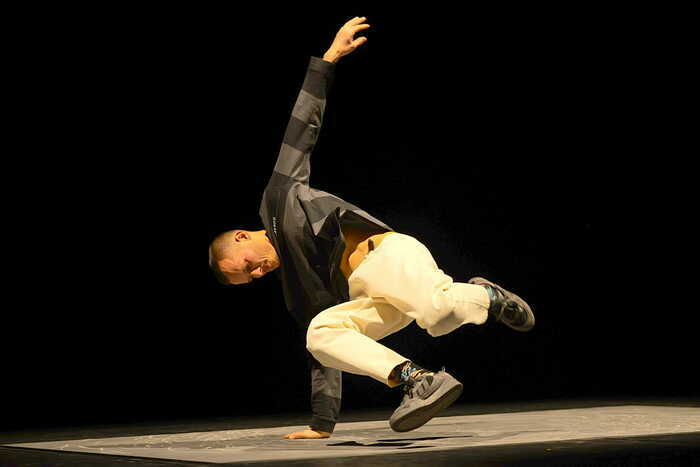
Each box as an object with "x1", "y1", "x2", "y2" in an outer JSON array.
[{"x1": 268, "y1": 17, "x2": 370, "y2": 187}]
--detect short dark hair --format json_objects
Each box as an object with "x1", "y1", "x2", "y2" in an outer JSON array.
[{"x1": 208, "y1": 230, "x2": 242, "y2": 285}]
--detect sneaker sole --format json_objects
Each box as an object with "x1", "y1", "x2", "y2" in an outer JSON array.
[
  {"x1": 390, "y1": 375, "x2": 463, "y2": 432},
  {"x1": 469, "y1": 277, "x2": 535, "y2": 332}
]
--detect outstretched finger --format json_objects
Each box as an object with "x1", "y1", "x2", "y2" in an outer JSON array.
[
  {"x1": 346, "y1": 16, "x2": 367, "y2": 26},
  {"x1": 351, "y1": 23, "x2": 371, "y2": 33},
  {"x1": 351, "y1": 36, "x2": 368, "y2": 48}
]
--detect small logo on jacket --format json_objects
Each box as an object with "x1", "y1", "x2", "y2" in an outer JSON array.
[{"x1": 272, "y1": 216, "x2": 278, "y2": 235}]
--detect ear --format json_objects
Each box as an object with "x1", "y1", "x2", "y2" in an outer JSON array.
[{"x1": 234, "y1": 230, "x2": 251, "y2": 243}]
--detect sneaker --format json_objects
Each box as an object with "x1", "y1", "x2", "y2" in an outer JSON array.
[
  {"x1": 468, "y1": 277, "x2": 535, "y2": 332},
  {"x1": 389, "y1": 367, "x2": 463, "y2": 432}
]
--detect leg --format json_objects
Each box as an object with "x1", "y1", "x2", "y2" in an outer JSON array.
[
  {"x1": 308, "y1": 232, "x2": 490, "y2": 385},
  {"x1": 307, "y1": 296, "x2": 414, "y2": 388},
  {"x1": 346, "y1": 233, "x2": 491, "y2": 338},
  {"x1": 307, "y1": 232, "x2": 494, "y2": 432}
]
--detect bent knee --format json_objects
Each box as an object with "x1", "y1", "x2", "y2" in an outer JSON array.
[
  {"x1": 424, "y1": 309, "x2": 463, "y2": 337},
  {"x1": 305, "y1": 317, "x2": 326, "y2": 354},
  {"x1": 426, "y1": 325, "x2": 450, "y2": 338}
]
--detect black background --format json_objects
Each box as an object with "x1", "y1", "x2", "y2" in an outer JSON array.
[{"x1": 3, "y1": 6, "x2": 694, "y2": 430}]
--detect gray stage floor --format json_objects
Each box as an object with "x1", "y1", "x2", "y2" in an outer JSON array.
[{"x1": 2, "y1": 398, "x2": 699, "y2": 466}]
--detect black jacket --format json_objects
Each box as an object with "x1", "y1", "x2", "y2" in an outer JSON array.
[{"x1": 259, "y1": 57, "x2": 394, "y2": 433}]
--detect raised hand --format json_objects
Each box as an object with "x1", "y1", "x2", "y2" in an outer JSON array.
[{"x1": 323, "y1": 16, "x2": 371, "y2": 63}]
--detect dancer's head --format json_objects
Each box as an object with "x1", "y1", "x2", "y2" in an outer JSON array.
[{"x1": 209, "y1": 229, "x2": 280, "y2": 285}]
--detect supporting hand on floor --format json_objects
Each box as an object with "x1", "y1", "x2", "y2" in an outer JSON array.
[{"x1": 283, "y1": 429, "x2": 332, "y2": 439}]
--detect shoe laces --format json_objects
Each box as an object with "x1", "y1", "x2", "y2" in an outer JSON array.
[
  {"x1": 400, "y1": 373, "x2": 423, "y2": 400},
  {"x1": 401, "y1": 379, "x2": 416, "y2": 400},
  {"x1": 400, "y1": 367, "x2": 442, "y2": 400}
]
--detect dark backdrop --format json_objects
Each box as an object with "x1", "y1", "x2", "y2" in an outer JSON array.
[{"x1": 4, "y1": 6, "x2": 694, "y2": 431}]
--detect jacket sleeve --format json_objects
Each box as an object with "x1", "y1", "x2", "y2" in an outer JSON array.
[
  {"x1": 268, "y1": 56, "x2": 336, "y2": 187},
  {"x1": 308, "y1": 352, "x2": 342, "y2": 433}
]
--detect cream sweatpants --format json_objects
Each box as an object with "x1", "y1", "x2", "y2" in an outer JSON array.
[{"x1": 306, "y1": 232, "x2": 490, "y2": 388}]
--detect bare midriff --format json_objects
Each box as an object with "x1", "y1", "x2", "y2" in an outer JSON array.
[{"x1": 340, "y1": 228, "x2": 397, "y2": 280}]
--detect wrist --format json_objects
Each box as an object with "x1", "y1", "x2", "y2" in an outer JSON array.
[{"x1": 322, "y1": 48, "x2": 341, "y2": 63}]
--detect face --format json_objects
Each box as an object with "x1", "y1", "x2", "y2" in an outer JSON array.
[{"x1": 218, "y1": 238, "x2": 278, "y2": 285}]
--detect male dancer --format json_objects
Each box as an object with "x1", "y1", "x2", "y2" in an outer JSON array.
[{"x1": 209, "y1": 17, "x2": 534, "y2": 439}]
